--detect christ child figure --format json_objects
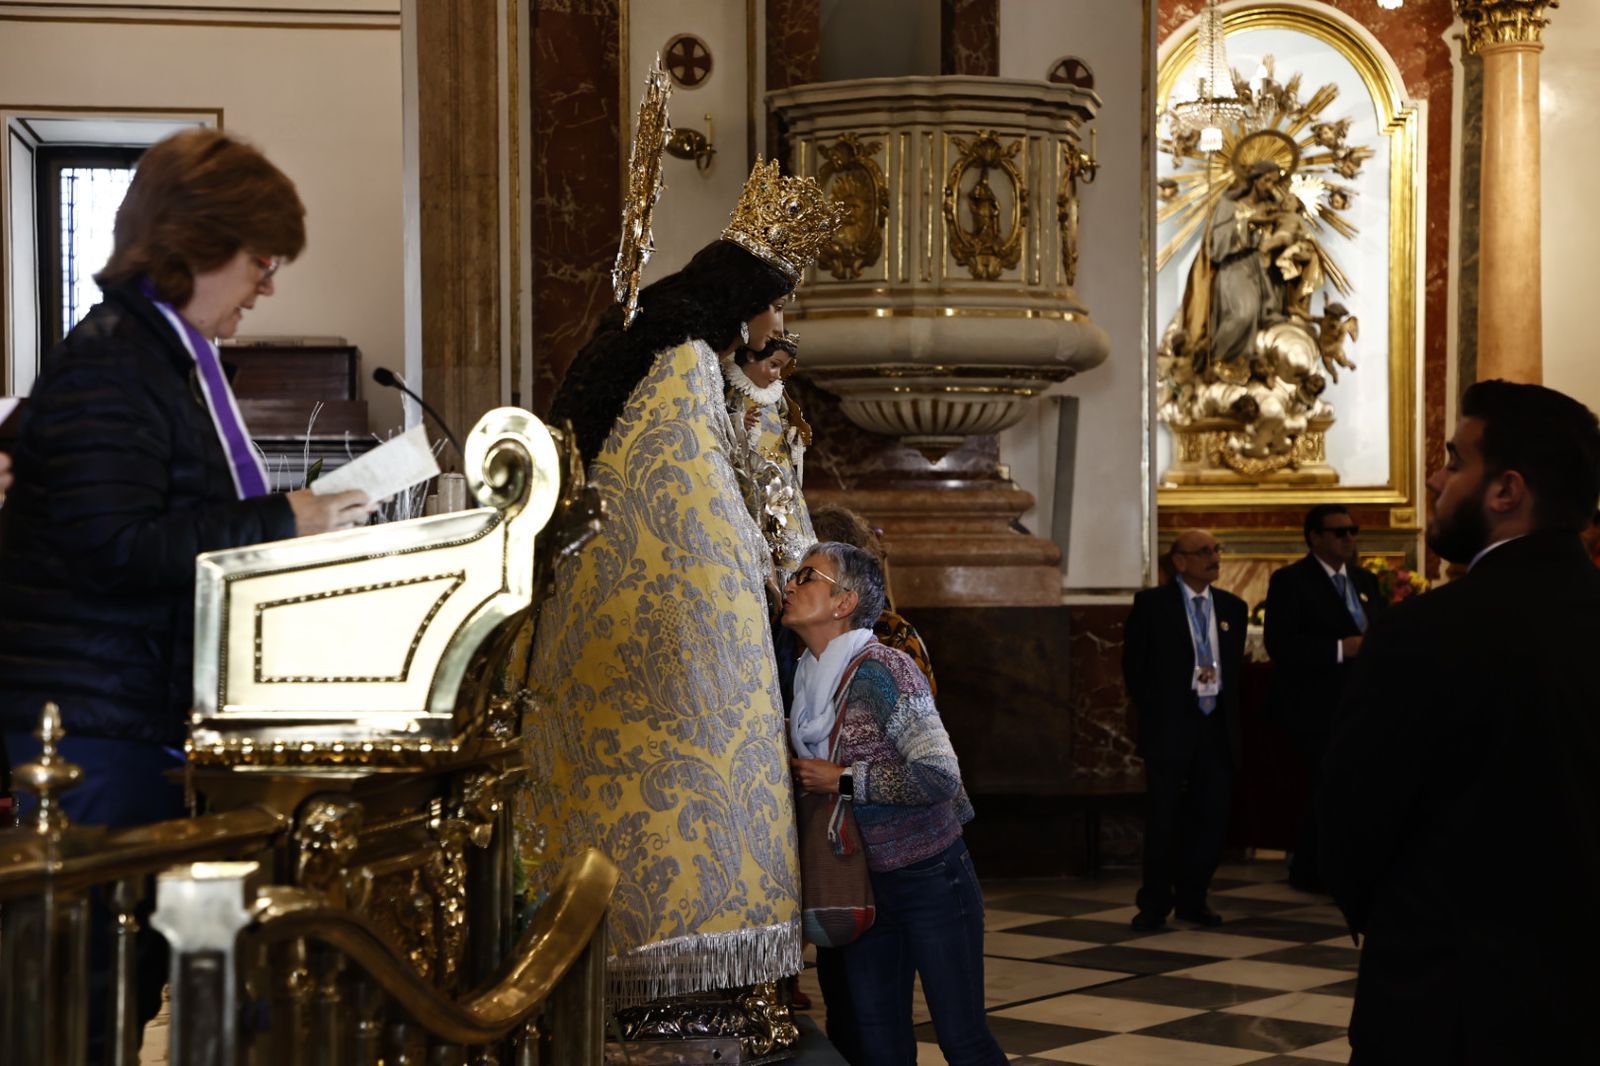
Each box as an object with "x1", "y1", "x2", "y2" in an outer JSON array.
[{"x1": 722, "y1": 331, "x2": 816, "y2": 584}]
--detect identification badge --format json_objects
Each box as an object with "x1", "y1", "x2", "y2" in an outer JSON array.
[{"x1": 1194, "y1": 665, "x2": 1221, "y2": 698}]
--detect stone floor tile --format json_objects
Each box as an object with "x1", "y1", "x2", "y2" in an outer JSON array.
[
  {"x1": 1032, "y1": 1032, "x2": 1273, "y2": 1064},
  {"x1": 1220, "y1": 992, "x2": 1354, "y2": 1028},
  {"x1": 994, "y1": 992, "x2": 1204, "y2": 1033},
  {"x1": 1135, "y1": 1011, "x2": 1347, "y2": 1054},
  {"x1": 1132, "y1": 930, "x2": 1300, "y2": 959},
  {"x1": 1165, "y1": 959, "x2": 1353, "y2": 992}
]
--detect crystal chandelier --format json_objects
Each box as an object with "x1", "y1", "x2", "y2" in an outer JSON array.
[
  {"x1": 1378, "y1": 1, "x2": 1402, "y2": 9},
  {"x1": 1167, "y1": 0, "x2": 1249, "y2": 152}
]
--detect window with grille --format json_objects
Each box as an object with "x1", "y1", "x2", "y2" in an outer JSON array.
[{"x1": 36, "y1": 146, "x2": 143, "y2": 351}]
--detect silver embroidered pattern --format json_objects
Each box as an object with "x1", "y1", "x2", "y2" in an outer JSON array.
[{"x1": 520, "y1": 339, "x2": 801, "y2": 1006}]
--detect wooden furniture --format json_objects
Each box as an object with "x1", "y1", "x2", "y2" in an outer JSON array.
[{"x1": 219, "y1": 340, "x2": 376, "y2": 487}]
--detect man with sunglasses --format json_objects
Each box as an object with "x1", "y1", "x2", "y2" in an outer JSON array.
[{"x1": 1263, "y1": 504, "x2": 1385, "y2": 891}]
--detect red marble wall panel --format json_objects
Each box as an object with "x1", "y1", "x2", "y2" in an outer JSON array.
[
  {"x1": 1068, "y1": 604, "x2": 1144, "y2": 795},
  {"x1": 527, "y1": 0, "x2": 623, "y2": 415},
  {"x1": 1159, "y1": 1, "x2": 1456, "y2": 572},
  {"x1": 941, "y1": 0, "x2": 1000, "y2": 76},
  {"x1": 766, "y1": 0, "x2": 821, "y2": 162},
  {"x1": 767, "y1": 0, "x2": 822, "y2": 90}
]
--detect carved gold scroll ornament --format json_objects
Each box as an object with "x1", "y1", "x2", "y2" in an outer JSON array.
[{"x1": 816, "y1": 132, "x2": 889, "y2": 280}]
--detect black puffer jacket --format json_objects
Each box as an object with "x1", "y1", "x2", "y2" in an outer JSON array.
[{"x1": 0, "y1": 285, "x2": 296, "y2": 745}]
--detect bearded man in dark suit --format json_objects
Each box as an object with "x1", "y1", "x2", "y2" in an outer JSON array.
[
  {"x1": 1264, "y1": 503, "x2": 1386, "y2": 890},
  {"x1": 1320, "y1": 380, "x2": 1600, "y2": 1064},
  {"x1": 1123, "y1": 528, "x2": 1248, "y2": 930}
]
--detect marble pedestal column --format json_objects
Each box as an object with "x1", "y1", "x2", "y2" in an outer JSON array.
[
  {"x1": 1458, "y1": 1, "x2": 1556, "y2": 384},
  {"x1": 1478, "y1": 41, "x2": 1542, "y2": 383}
]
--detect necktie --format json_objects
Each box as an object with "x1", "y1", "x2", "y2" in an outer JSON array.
[
  {"x1": 1188, "y1": 594, "x2": 1217, "y2": 714},
  {"x1": 1334, "y1": 571, "x2": 1368, "y2": 633}
]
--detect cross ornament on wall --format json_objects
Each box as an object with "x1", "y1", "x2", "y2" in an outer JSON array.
[{"x1": 664, "y1": 34, "x2": 713, "y2": 89}]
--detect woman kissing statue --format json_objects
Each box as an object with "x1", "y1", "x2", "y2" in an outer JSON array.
[{"x1": 518, "y1": 158, "x2": 844, "y2": 1006}]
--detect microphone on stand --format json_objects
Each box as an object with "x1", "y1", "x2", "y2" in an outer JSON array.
[{"x1": 371, "y1": 367, "x2": 463, "y2": 460}]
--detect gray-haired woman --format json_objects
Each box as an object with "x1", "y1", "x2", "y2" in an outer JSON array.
[{"x1": 784, "y1": 542, "x2": 1003, "y2": 1066}]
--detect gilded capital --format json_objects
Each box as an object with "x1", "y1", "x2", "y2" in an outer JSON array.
[{"x1": 1455, "y1": 0, "x2": 1558, "y2": 55}]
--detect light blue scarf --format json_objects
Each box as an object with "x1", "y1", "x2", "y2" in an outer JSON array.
[{"x1": 790, "y1": 627, "x2": 878, "y2": 760}]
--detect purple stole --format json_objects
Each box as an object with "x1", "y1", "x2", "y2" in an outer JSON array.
[{"x1": 140, "y1": 280, "x2": 269, "y2": 499}]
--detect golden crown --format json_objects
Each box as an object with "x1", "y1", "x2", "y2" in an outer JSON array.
[{"x1": 721, "y1": 158, "x2": 848, "y2": 282}]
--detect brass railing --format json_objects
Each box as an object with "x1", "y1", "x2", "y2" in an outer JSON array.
[
  {"x1": 3, "y1": 410, "x2": 618, "y2": 1064},
  {"x1": 0, "y1": 705, "x2": 618, "y2": 1066}
]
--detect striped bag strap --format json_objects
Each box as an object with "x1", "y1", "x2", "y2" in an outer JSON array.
[{"x1": 824, "y1": 645, "x2": 878, "y2": 854}]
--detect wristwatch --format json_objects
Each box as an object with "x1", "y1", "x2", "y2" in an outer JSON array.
[{"x1": 838, "y1": 770, "x2": 854, "y2": 799}]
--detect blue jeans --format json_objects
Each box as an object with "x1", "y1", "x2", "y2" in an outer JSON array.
[{"x1": 843, "y1": 836, "x2": 1005, "y2": 1066}]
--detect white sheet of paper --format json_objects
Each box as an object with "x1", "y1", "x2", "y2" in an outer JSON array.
[
  {"x1": 0, "y1": 397, "x2": 18, "y2": 426},
  {"x1": 311, "y1": 424, "x2": 441, "y2": 502}
]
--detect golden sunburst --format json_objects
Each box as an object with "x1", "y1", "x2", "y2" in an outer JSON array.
[
  {"x1": 1232, "y1": 129, "x2": 1299, "y2": 179},
  {"x1": 1157, "y1": 56, "x2": 1374, "y2": 292}
]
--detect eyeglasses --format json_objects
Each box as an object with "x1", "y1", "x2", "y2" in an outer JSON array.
[
  {"x1": 251, "y1": 255, "x2": 282, "y2": 284},
  {"x1": 1319, "y1": 525, "x2": 1360, "y2": 538},
  {"x1": 1172, "y1": 545, "x2": 1225, "y2": 558},
  {"x1": 794, "y1": 565, "x2": 847, "y2": 590}
]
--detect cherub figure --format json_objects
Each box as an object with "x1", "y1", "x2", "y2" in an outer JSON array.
[{"x1": 1315, "y1": 301, "x2": 1360, "y2": 384}]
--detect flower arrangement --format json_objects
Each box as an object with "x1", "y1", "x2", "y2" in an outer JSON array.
[{"x1": 1362, "y1": 556, "x2": 1430, "y2": 604}]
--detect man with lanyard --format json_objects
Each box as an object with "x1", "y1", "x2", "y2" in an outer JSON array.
[{"x1": 1123, "y1": 529, "x2": 1247, "y2": 930}]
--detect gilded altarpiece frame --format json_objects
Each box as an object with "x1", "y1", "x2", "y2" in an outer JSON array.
[{"x1": 1155, "y1": 4, "x2": 1421, "y2": 521}]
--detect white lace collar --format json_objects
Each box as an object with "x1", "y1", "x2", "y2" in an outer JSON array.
[{"x1": 720, "y1": 350, "x2": 785, "y2": 406}]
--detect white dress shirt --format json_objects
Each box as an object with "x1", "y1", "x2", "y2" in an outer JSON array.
[
  {"x1": 1315, "y1": 555, "x2": 1356, "y2": 664},
  {"x1": 1469, "y1": 535, "x2": 1524, "y2": 571}
]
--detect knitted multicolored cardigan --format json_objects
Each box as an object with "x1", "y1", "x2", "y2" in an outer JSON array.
[{"x1": 837, "y1": 641, "x2": 976, "y2": 873}]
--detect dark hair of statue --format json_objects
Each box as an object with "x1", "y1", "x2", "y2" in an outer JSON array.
[
  {"x1": 733, "y1": 333, "x2": 799, "y2": 367},
  {"x1": 1303, "y1": 503, "x2": 1352, "y2": 547},
  {"x1": 550, "y1": 240, "x2": 793, "y2": 464},
  {"x1": 1460, "y1": 379, "x2": 1600, "y2": 532}
]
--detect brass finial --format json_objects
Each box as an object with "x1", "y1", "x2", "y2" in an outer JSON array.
[{"x1": 11, "y1": 702, "x2": 84, "y2": 835}]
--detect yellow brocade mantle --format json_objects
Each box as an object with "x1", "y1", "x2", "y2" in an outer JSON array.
[{"x1": 519, "y1": 340, "x2": 802, "y2": 1005}]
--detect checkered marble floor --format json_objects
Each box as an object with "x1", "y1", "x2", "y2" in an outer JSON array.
[{"x1": 796, "y1": 860, "x2": 1358, "y2": 1065}]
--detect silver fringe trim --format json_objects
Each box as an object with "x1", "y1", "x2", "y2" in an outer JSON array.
[{"x1": 607, "y1": 918, "x2": 803, "y2": 1009}]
